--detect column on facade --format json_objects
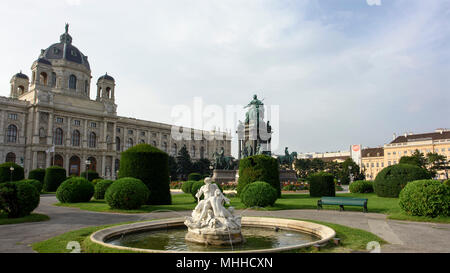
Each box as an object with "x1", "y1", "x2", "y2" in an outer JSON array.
[
  {"x1": 101, "y1": 155, "x2": 106, "y2": 178},
  {"x1": 32, "y1": 151, "x2": 38, "y2": 170},
  {"x1": 103, "y1": 121, "x2": 107, "y2": 150},
  {"x1": 83, "y1": 119, "x2": 88, "y2": 148},
  {"x1": 66, "y1": 116, "x2": 71, "y2": 147},
  {"x1": 65, "y1": 153, "x2": 69, "y2": 176},
  {"x1": 0, "y1": 110, "x2": 4, "y2": 144},
  {"x1": 112, "y1": 123, "x2": 117, "y2": 152},
  {"x1": 159, "y1": 132, "x2": 162, "y2": 150},
  {"x1": 111, "y1": 155, "x2": 116, "y2": 179},
  {"x1": 47, "y1": 113, "x2": 54, "y2": 145},
  {"x1": 33, "y1": 110, "x2": 40, "y2": 144}
]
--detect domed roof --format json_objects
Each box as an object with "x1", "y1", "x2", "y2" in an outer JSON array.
[
  {"x1": 13, "y1": 71, "x2": 29, "y2": 80},
  {"x1": 40, "y1": 24, "x2": 90, "y2": 71},
  {"x1": 98, "y1": 73, "x2": 115, "y2": 82},
  {"x1": 37, "y1": 58, "x2": 52, "y2": 65}
]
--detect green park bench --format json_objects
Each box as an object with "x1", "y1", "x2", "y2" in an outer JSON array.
[{"x1": 317, "y1": 197, "x2": 368, "y2": 213}]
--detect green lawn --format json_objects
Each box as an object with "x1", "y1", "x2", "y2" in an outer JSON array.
[
  {"x1": 55, "y1": 193, "x2": 450, "y2": 223},
  {"x1": 0, "y1": 213, "x2": 50, "y2": 225},
  {"x1": 32, "y1": 218, "x2": 385, "y2": 253}
]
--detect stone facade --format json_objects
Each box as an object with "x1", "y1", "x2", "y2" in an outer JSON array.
[{"x1": 1, "y1": 26, "x2": 231, "y2": 179}]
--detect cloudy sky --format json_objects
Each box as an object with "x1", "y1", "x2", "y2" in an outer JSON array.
[{"x1": 0, "y1": 0, "x2": 449, "y2": 157}]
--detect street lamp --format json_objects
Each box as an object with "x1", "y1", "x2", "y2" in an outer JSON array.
[
  {"x1": 9, "y1": 166, "x2": 14, "y2": 182},
  {"x1": 85, "y1": 160, "x2": 91, "y2": 181}
]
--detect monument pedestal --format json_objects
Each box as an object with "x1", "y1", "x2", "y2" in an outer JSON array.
[
  {"x1": 212, "y1": 169, "x2": 238, "y2": 184},
  {"x1": 279, "y1": 169, "x2": 298, "y2": 182}
]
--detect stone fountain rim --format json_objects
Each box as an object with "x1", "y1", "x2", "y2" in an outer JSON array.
[{"x1": 89, "y1": 216, "x2": 336, "y2": 253}]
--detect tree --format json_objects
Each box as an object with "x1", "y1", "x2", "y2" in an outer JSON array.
[
  {"x1": 191, "y1": 158, "x2": 212, "y2": 176},
  {"x1": 176, "y1": 145, "x2": 193, "y2": 181},
  {"x1": 399, "y1": 150, "x2": 427, "y2": 169},
  {"x1": 337, "y1": 158, "x2": 365, "y2": 185},
  {"x1": 168, "y1": 156, "x2": 178, "y2": 181},
  {"x1": 426, "y1": 152, "x2": 449, "y2": 179}
]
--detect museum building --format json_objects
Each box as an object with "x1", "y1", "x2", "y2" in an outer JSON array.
[{"x1": 0, "y1": 25, "x2": 231, "y2": 178}]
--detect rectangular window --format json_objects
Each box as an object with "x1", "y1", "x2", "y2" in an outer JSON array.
[
  {"x1": 128, "y1": 130, "x2": 133, "y2": 135},
  {"x1": 90, "y1": 122, "x2": 97, "y2": 128},
  {"x1": 371, "y1": 163, "x2": 374, "y2": 167},
  {"x1": 381, "y1": 163, "x2": 384, "y2": 167},
  {"x1": 74, "y1": 120, "x2": 81, "y2": 126},
  {"x1": 393, "y1": 152, "x2": 396, "y2": 155},
  {"x1": 387, "y1": 152, "x2": 391, "y2": 155},
  {"x1": 117, "y1": 128, "x2": 121, "y2": 133},
  {"x1": 152, "y1": 133, "x2": 157, "y2": 138},
  {"x1": 8, "y1": 113, "x2": 18, "y2": 120},
  {"x1": 140, "y1": 131, "x2": 146, "y2": 136},
  {"x1": 56, "y1": 117, "x2": 64, "y2": 123},
  {"x1": 388, "y1": 161, "x2": 391, "y2": 166}
]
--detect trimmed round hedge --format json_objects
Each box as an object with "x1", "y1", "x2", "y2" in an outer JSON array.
[
  {"x1": 349, "y1": 180, "x2": 374, "y2": 193},
  {"x1": 444, "y1": 179, "x2": 450, "y2": 187},
  {"x1": 182, "y1": 180, "x2": 195, "y2": 194},
  {"x1": 374, "y1": 164, "x2": 431, "y2": 198},
  {"x1": 399, "y1": 179, "x2": 450, "y2": 217},
  {"x1": 28, "y1": 168, "x2": 46, "y2": 185},
  {"x1": 80, "y1": 170, "x2": 100, "y2": 182},
  {"x1": 118, "y1": 144, "x2": 171, "y2": 205},
  {"x1": 18, "y1": 179, "x2": 43, "y2": 193},
  {"x1": 0, "y1": 162, "x2": 24, "y2": 183},
  {"x1": 308, "y1": 172, "x2": 335, "y2": 197},
  {"x1": 0, "y1": 181, "x2": 40, "y2": 218},
  {"x1": 105, "y1": 177, "x2": 150, "y2": 210},
  {"x1": 187, "y1": 173, "x2": 202, "y2": 181},
  {"x1": 43, "y1": 166, "x2": 67, "y2": 192},
  {"x1": 237, "y1": 155, "x2": 280, "y2": 197},
  {"x1": 240, "y1": 181, "x2": 278, "y2": 207},
  {"x1": 56, "y1": 177, "x2": 94, "y2": 203},
  {"x1": 94, "y1": 180, "x2": 114, "y2": 200}
]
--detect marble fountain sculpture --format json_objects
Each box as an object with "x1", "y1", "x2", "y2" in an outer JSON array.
[{"x1": 184, "y1": 177, "x2": 244, "y2": 245}]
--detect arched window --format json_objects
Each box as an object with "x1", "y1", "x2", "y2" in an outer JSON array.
[
  {"x1": 140, "y1": 139, "x2": 145, "y2": 144},
  {"x1": 172, "y1": 143, "x2": 177, "y2": 156},
  {"x1": 116, "y1": 137, "x2": 121, "y2": 151},
  {"x1": 18, "y1": 85, "x2": 25, "y2": 95},
  {"x1": 6, "y1": 152, "x2": 16, "y2": 163},
  {"x1": 51, "y1": 72, "x2": 57, "y2": 87},
  {"x1": 106, "y1": 87, "x2": 111, "y2": 98},
  {"x1": 126, "y1": 138, "x2": 133, "y2": 149},
  {"x1": 69, "y1": 155, "x2": 81, "y2": 176},
  {"x1": 40, "y1": 72, "x2": 48, "y2": 85},
  {"x1": 54, "y1": 128, "x2": 63, "y2": 145},
  {"x1": 72, "y1": 130, "x2": 80, "y2": 146},
  {"x1": 191, "y1": 146, "x2": 196, "y2": 158},
  {"x1": 6, "y1": 124, "x2": 18, "y2": 143},
  {"x1": 200, "y1": 147, "x2": 205, "y2": 159},
  {"x1": 84, "y1": 80, "x2": 89, "y2": 95},
  {"x1": 163, "y1": 142, "x2": 167, "y2": 152},
  {"x1": 39, "y1": 127, "x2": 46, "y2": 138},
  {"x1": 87, "y1": 156, "x2": 97, "y2": 171},
  {"x1": 152, "y1": 141, "x2": 157, "y2": 147},
  {"x1": 69, "y1": 74, "x2": 77, "y2": 89},
  {"x1": 88, "y1": 132, "x2": 96, "y2": 148},
  {"x1": 52, "y1": 154, "x2": 64, "y2": 167}
]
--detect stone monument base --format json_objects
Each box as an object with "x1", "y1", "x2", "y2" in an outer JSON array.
[
  {"x1": 212, "y1": 169, "x2": 238, "y2": 184},
  {"x1": 279, "y1": 169, "x2": 298, "y2": 182},
  {"x1": 185, "y1": 229, "x2": 245, "y2": 246}
]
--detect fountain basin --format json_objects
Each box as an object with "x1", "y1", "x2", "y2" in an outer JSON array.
[{"x1": 90, "y1": 217, "x2": 336, "y2": 253}]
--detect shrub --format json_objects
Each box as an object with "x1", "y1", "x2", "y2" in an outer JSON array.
[
  {"x1": 28, "y1": 168, "x2": 46, "y2": 185},
  {"x1": 399, "y1": 179, "x2": 450, "y2": 217},
  {"x1": 118, "y1": 144, "x2": 171, "y2": 205},
  {"x1": 18, "y1": 179, "x2": 42, "y2": 193},
  {"x1": 105, "y1": 177, "x2": 150, "y2": 210},
  {"x1": 190, "y1": 180, "x2": 222, "y2": 201},
  {"x1": 0, "y1": 162, "x2": 24, "y2": 183},
  {"x1": 444, "y1": 179, "x2": 450, "y2": 187},
  {"x1": 0, "y1": 181, "x2": 40, "y2": 218},
  {"x1": 349, "y1": 180, "x2": 374, "y2": 193},
  {"x1": 43, "y1": 166, "x2": 66, "y2": 192},
  {"x1": 187, "y1": 173, "x2": 202, "y2": 181},
  {"x1": 56, "y1": 177, "x2": 94, "y2": 203},
  {"x1": 308, "y1": 172, "x2": 335, "y2": 197},
  {"x1": 240, "y1": 181, "x2": 278, "y2": 207},
  {"x1": 80, "y1": 170, "x2": 100, "y2": 182},
  {"x1": 94, "y1": 180, "x2": 114, "y2": 200},
  {"x1": 182, "y1": 180, "x2": 195, "y2": 194},
  {"x1": 237, "y1": 155, "x2": 280, "y2": 197},
  {"x1": 374, "y1": 164, "x2": 431, "y2": 198},
  {"x1": 91, "y1": 178, "x2": 103, "y2": 186}
]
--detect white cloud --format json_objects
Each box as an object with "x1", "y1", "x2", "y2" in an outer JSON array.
[{"x1": 366, "y1": 0, "x2": 382, "y2": 6}]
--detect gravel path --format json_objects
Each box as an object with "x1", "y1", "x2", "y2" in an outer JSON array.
[{"x1": 0, "y1": 195, "x2": 449, "y2": 253}]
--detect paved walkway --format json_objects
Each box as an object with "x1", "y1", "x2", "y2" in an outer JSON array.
[{"x1": 0, "y1": 195, "x2": 449, "y2": 253}]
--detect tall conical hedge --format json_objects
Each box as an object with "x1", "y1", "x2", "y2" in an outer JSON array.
[
  {"x1": 118, "y1": 144, "x2": 171, "y2": 205},
  {"x1": 237, "y1": 155, "x2": 280, "y2": 197}
]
